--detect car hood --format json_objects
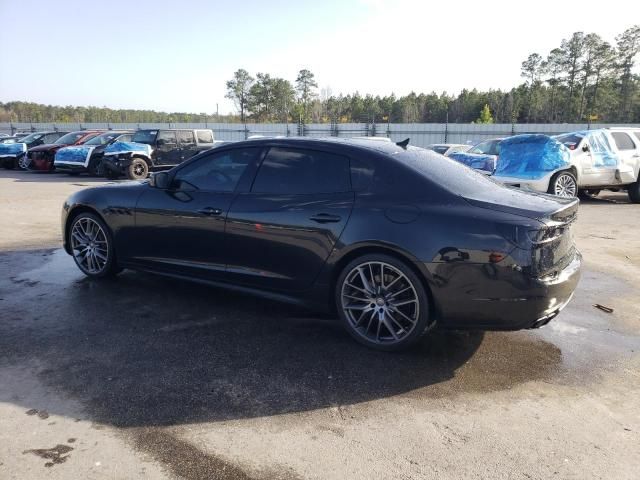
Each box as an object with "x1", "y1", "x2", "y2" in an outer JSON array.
[
  {"x1": 103, "y1": 141, "x2": 152, "y2": 156},
  {"x1": 29, "y1": 143, "x2": 66, "y2": 152},
  {"x1": 55, "y1": 145, "x2": 96, "y2": 163},
  {"x1": 0, "y1": 142, "x2": 27, "y2": 155},
  {"x1": 463, "y1": 185, "x2": 578, "y2": 223}
]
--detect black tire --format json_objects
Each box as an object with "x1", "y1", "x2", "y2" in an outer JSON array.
[
  {"x1": 68, "y1": 212, "x2": 121, "y2": 278},
  {"x1": 88, "y1": 158, "x2": 103, "y2": 176},
  {"x1": 578, "y1": 189, "x2": 600, "y2": 199},
  {"x1": 126, "y1": 158, "x2": 149, "y2": 180},
  {"x1": 2, "y1": 158, "x2": 15, "y2": 170},
  {"x1": 628, "y1": 181, "x2": 640, "y2": 204},
  {"x1": 335, "y1": 253, "x2": 432, "y2": 351},
  {"x1": 548, "y1": 170, "x2": 577, "y2": 198},
  {"x1": 104, "y1": 170, "x2": 119, "y2": 180}
]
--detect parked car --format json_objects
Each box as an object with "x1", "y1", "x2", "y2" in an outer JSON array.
[
  {"x1": 554, "y1": 128, "x2": 640, "y2": 202},
  {"x1": 25, "y1": 130, "x2": 103, "y2": 172},
  {"x1": 447, "y1": 138, "x2": 504, "y2": 173},
  {"x1": 0, "y1": 131, "x2": 68, "y2": 169},
  {"x1": 61, "y1": 137, "x2": 581, "y2": 351},
  {"x1": 54, "y1": 130, "x2": 134, "y2": 176},
  {"x1": 425, "y1": 143, "x2": 470, "y2": 156},
  {"x1": 101, "y1": 128, "x2": 217, "y2": 180}
]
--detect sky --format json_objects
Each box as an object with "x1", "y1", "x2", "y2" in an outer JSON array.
[{"x1": 0, "y1": 0, "x2": 638, "y2": 115}]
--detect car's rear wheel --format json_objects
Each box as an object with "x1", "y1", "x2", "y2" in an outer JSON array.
[
  {"x1": 127, "y1": 158, "x2": 149, "y2": 180},
  {"x1": 548, "y1": 171, "x2": 577, "y2": 198},
  {"x1": 69, "y1": 212, "x2": 120, "y2": 278},
  {"x1": 336, "y1": 254, "x2": 432, "y2": 351},
  {"x1": 578, "y1": 189, "x2": 600, "y2": 199},
  {"x1": 628, "y1": 181, "x2": 640, "y2": 204}
]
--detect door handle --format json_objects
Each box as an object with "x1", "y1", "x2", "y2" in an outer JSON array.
[
  {"x1": 309, "y1": 213, "x2": 341, "y2": 223},
  {"x1": 198, "y1": 207, "x2": 223, "y2": 216}
]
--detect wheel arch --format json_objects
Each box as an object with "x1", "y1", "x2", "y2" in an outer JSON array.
[
  {"x1": 64, "y1": 205, "x2": 108, "y2": 254},
  {"x1": 329, "y1": 243, "x2": 437, "y2": 319}
]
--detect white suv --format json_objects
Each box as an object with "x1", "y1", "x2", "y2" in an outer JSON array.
[{"x1": 554, "y1": 128, "x2": 640, "y2": 203}]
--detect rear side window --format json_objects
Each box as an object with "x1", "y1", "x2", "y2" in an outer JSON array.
[
  {"x1": 157, "y1": 131, "x2": 177, "y2": 146},
  {"x1": 196, "y1": 130, "x2": 214, "y2": 143},
  {"x1": 611, "y1": 132, "x2": 636, "y2": 151},
  {"x1": 177, "y1": 130, "x2": 195, "y2": 146},
  {"x1": 252, "y1": 147, "x2": 351, "y2": 194}
]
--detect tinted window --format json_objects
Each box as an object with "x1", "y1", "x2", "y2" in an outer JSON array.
[
  {"x1": 54, "y1": 132, "x2": 85, "y2": 145},
  {"x1": 20, "y1": 133, "x2": 44, "y2": 143},
  {"x1": 43, "y1": 133, "x2": 62, "y2": 144},
  {"x1": 84, "y1": 132, "x2": 126, "y2": 145},
  {"x1": 173, "y1": 147, "x2": 259, "y2": 192},
  {"x1": 118, "y1": 134, "x2": 133, "y2": 143},
  {"x1": 177, "y1": 130, "x2": 195, "y2": 146},
  {"x1": 252, "y1": 147, "x2": 351, "y2": 194},
  {"x1": 196, "y1": 130, "x2": 214, "y2": 143},
  {"x1": 132, "y1": 130, "x2": 157, "y2": 144},
  {"x1": 611, "y1": 132, "x2": 636, "y2": 151},
  {"x1": 157, "y1": 131, "x2": 177, "y2": 145}
]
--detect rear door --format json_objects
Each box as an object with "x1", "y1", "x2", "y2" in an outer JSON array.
[
  {"x1": 609, "y1": 131, "x2": 640, "y2": 183},
  {"x1": 177, "y1": 130, "x2": 198, "y2": 163},
  {"x1": 155, "y1": 130, "x2": 180, "y2": 166},
  {"x1": 225, "y1": 146, "x2": 355, "y2": 291}
]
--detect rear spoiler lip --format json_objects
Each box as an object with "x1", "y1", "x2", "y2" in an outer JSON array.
[{"x1": 463, "y1": 195, "x2": 579, "y2": 225}]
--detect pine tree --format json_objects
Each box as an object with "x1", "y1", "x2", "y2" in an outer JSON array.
[{"x1": 476, "y1": 104, "x2": 494, "y2": 124}]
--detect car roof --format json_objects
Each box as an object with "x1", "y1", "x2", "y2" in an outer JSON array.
[{"x1": 227, "y1": 136, "x2": 410, "y2": 156}]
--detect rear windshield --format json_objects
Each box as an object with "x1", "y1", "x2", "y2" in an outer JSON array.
[
  {"x1": 396, "y1": 146, "x2": 501, "y2": 197},
  {"x1": 132, "y1": 130, "x2": 158, "y2": 144}
]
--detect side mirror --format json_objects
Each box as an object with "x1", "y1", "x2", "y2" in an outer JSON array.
[
  {"x1": 150, "y1": 171, "x2": 170, "y2": 189},
  {"x1": 582, "y1": 143, "x2": 590, "y2": 152}
]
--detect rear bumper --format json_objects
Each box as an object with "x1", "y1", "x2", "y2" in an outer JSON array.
[{"x1": 429, "y1": 250, "x2": 582, "y2": 330}]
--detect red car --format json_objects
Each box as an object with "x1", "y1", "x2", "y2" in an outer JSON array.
[{"x1": 26, "y1": 131, "x2": 103, "y2": 172}]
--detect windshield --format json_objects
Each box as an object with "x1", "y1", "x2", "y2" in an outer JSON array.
[
  {"x1": 18, "y1": 133, "x2": 44, "y2": 144},
  {"x1": 555, "y1": 133, "x2": 584, "y2": 150},
  {"x1": 132, "y1": 130, "x2": 157, "y2": 145},
  {"x1": 469, "y1": 139, "x2": 501, "y2": 155},
  {"x1": 54, "y1": 132, "x2": 86, "y2": 145},
  {"x1": 84, "y1": 132, "x2": 126, "y2": 146}
]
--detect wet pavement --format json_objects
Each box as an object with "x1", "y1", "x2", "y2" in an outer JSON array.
[{"x1": 1, "y1": 170, "x2": 639, "y2": 479}]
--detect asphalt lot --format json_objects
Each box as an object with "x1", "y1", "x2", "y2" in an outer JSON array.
[{"x1": 0, "y1": 169, "x2": 639, "y2": 480}]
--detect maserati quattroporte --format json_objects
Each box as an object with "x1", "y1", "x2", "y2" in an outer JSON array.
[{"x1": 62, "y1": 138, "x2": 581, "y2": 350}]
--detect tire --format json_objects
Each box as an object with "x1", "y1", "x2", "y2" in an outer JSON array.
[
  {"x1": 126, "y1": 158, "x2": 149, "y2": 180},
  {"x1": 628, "y1": 181, "x2": 640, "y2": 204},
  {"x1": 335, "y1": 253, "x2": 432, "y2": 351},
  {"x1": 88, "y1": 159, "x2": 103, "y2": 176},
  {"x1": 68, "y1": 212, "x2": 121, "y2": 278},
  {"x1": 104, "y1": 170, "x2": 119, "y2": 180},
  {"x1": 548, "y1": 170, "x2": 577, "y2": 198},
  {"x1": 578, "y1": 189, "x2": 600, "y2": 199},
  {"x1": 3, "y1": 158, "x2": 15, "y2": 170}
]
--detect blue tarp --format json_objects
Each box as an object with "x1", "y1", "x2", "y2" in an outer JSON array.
[
  {"x1": 0, "y1": 142, "x2": 26, "y2": 156},
  {"x1": 55, "y1": 145, "x2": 94, "y2": 164},
  {"x1": 447, "y1": 151, "x2": 497, "y2": 172},
  {"x1": 104, "y1": 141, "x2": 151, "y2": 156},
  {"x1": 494, "y1": 134, "x2": 570, "y2": 179}
]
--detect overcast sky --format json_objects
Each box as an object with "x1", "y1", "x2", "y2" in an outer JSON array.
[{"x1": 0, "y1": 0, "x2": 637, "y2": 114}]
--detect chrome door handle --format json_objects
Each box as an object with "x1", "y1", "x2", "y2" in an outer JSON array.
[{"x1": 198, "y1": 207, "x2": 223, "y2": 216}]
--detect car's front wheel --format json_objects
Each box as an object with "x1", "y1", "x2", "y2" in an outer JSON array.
[
  {"x1": 548, "y1": 170, "x2": 577, "y2": 198},
  {"x1": 127, "y1": 158, "x2": 149, "y2": 180},
  {"x1": 628, "y1": 180, "x2": 640, "y2": 204},
  {"x1": 335, "y1": 254, "x2": 432, "y2": 351},
  {"x1": 69, "y1": 212, "x2": 120, "y2": 278}
]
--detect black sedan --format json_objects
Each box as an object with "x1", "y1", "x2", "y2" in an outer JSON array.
[{"x1": 61, "y1": 138, "x2": 581, "y2": 351}]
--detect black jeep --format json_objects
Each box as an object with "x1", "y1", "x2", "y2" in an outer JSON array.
[{"x1": 102, "y1": 128, "x2": 217, "y2": 180}]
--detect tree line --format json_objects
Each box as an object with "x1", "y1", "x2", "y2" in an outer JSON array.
[{"x1": 1, "y1": 25, "x2": 638, "y2": 125}]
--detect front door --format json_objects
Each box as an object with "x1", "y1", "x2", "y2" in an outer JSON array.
[
  {"x1": 128, "y1": 146, "x2": 262, "y2": 280},
  {"x1": 225, "y1": 146, "x2": 354, "y2": 291}
]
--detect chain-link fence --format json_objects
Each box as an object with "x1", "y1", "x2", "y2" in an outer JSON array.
[{"x1": 2, "y1": 122, "x2": 638, "y2": 149}]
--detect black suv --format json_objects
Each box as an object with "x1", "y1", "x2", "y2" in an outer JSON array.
[{"x1": 102, "y1": 128, "x2": 217, "y2": 180}]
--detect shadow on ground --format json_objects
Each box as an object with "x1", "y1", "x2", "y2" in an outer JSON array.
[{"x1": 0, "y1": 249, "x2": 564, "y2": 428}]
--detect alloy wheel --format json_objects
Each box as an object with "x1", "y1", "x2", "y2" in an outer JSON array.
[
  {"x1": 554, "y1": 173, "x2": 577, "y2": 197},
  {"x1": 340, "y1": 261, "x2": 420, "y2": 345},
  {"x1": 70, "y1": 217, "x2": 109, "y2": 274}
]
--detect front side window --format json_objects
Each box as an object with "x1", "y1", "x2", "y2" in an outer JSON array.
[
  {"x1": 131, "y1": 130, "x2": 158, "y2": 145},
  {"x1": 54, "y1": 132, "x2": 85, "y2": 145},
  {"x1": 251, "y1": 147, "x2": 351, "y2": 194},
  {"x1": 173, "y1": 147, "x2": 259, "y2": 192},
  {"x1": 85, "y1": 132, "x2": 125, "y2": 146},
  {"x1": 157, "y1": 130, "x2": 177, "y2": 146}
]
